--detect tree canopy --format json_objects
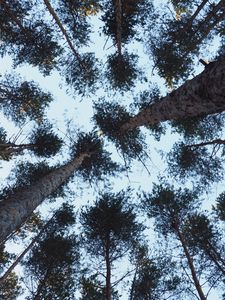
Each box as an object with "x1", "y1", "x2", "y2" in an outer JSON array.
[{"x1": 0, "y1": 0, "x2": 225, "y2": 299}]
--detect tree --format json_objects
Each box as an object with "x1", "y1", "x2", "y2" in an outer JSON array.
[
  {"x1": 94, "y1": 55, "x2": 225, "y2": 136},
  {"x1": 0, "y1": 73, "x2": 53, "y2": 124},
  {"x1": 0, "y1": 246, "x2": 22, "y2": 299},
  {"x1": 147, "y1": 0, "x2": 225, "y2": 86},
  {"x1": 80, "y1": 190, "x2": 144, "y2": 300},
  {"x1": 0, "y1": 133, "x2": 119, "y2": 244},
  {"x1": 142, "y1": 183, "x2": 209, "y2": 300},
  {"x1": 23, "y1": 203, "x2": 79, "y2": 300}
]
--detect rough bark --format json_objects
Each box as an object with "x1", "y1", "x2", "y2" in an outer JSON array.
[
  {"x1": 0, "y1": 152, "x2": 92, "y2": 244},
  {"x1": 120, "y1": 56, "x2": 225, "y2": 133}
]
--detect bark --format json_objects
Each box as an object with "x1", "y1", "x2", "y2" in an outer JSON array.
[
  {"x1": 120, "y1": 56, "x2": 225, "y2": 133},
  {"x1": 0, "y1": 212, "x2": 56, "y2": 282},
  {"x1": 43, "y1": 0, "x2": 84, "y2": 67},
  {"x1": 175, "y1": 225, "x2": 206, "y2": 300},
  {"x1": 115, "y1": 0, "x2": 122, "y2": 56},
  {"x1": 0, "y1": 151, "x2": 93, "y2": 244},
  {"x1": 0, "y1": 143, "x2": 36, "y2": 158},
  {"x1": 105, "y1": 236, "x2": 111, "y2": 300},
  {"x1": 188, "y1": 139, "x2": 225, "y2": 149}
]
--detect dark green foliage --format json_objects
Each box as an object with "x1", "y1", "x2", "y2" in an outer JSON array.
[
  {"x1": 146, "y1": 1, "x2": 224, "y2": 86},
  {"x1": 101, "y1": 0, "x2": 150, "y2": 44},
  {"x1": 63, "y1": 52, "x2": 99, "y2": 95},
  {"x1": 105, "y1": 52, "x2": 142, "y2": 91},
  {"x1": 171, "y1": 114, "x2": 225, "y2": 141},
  {"x1": 142, "y1": 183, "x2": 199, "y2": 236},
  {"x1": 80, "y1": 190, "x2": 144, "y2": 257},
  {"x1": 0, "y1": 272, "x2": 22, "y2": 300},
  {"x1": 72, "y1": 132, "x2": 122, "y2": 182},
  {"x1": 0, "y1": 74, "x2": 53, "y2": 124},
  {"x1": 79, "y1": 276, "x2": 120, "y2": 300},
  {"x1": 24, "y1": 207, "x2": 79, "y2": 300},
  {"x1": 0, "y1": 1, "x2": 62, "y2": 74},
  {"x1": 30, "y1": 124, "x2": 63, "y2": 157},
  {"x1": 79, "y1": 276, "x2": 105, "y2": 300},
  {"x1": 167, "y1": 142, "x2": 224, "y2": 187},
  {"x1": 215, "y1": 192, "x2": 225, "y2": 221},
  {"x1": 0, "y1": 246, "x2": 22, "y2": 299},
  {"x1": 94, "y1": 101, "x2": 146, "y2": 159}
]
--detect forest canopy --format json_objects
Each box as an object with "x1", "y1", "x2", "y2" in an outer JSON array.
[{"x1": 0, "y1": 0, "x2": 225, "y2": 299}]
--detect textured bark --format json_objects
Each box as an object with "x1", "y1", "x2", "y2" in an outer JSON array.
[
  {"x1": 120, "y1": 56, "x2": 225, "y2": 133},
  {"x1": 0, "y1": 152, "x2": 92, "y2": 244}
]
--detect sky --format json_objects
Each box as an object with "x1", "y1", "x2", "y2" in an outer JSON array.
[{"x1": 0, "y1": 1, "x2": 224, "y2": 299}]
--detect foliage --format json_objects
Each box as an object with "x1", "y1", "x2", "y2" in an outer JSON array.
[
  {"x1": 29, "y1": 123, "x2": 63, "y2": 157},
  {"x1": 72, "y1": 132, "x2": 122, "y2": 182},
  {"x1": 105, "y1": 52, "x2": 143, "y2": 91},
  {"x1": 142, "y1": 182, "x2": 199, "y2": 236},
  {"x1": 0, "y1": 74, "x2": 53, "y2": 124},
  {"x1": 167, "y1": 142, "x2": 224, "y2": 188},
  {"x1": 171, "y1": 114, "x2": 225, "y2": 141},
  {"x1": 63, "y1": 52, "x2": 99, "y2": 96},
  {"x1": 215, "y1": 192, "x2": 225, "y2": 221},
  {"x1": 94, "y1": 100, "x2": 146, "y2": 160},
  {"x1": 80, "y1": 190, "x2": 144, "y2": 257},
  {"x1": 23, "y1": 204, "x2": 79, "y2": 300}
]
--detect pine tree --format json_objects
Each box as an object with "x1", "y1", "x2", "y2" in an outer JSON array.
[{"x1": 80, "y1": 191, "x2": 144, "y2": 300}]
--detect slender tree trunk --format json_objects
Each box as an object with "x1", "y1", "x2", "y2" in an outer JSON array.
[
  {"x1": 188, "y1": 0, "x2": 209, "y2": 26},
  {"x1": 175, "y1": 225, "x2": 206, "y2": 300},
  {"x1": 188, "y1": 139, "x2": 225, "y2": 149},
  {"x1": 0, "y1": 212, "x2": 56, "y2": 282},
  {"x1": 115, "y1": 0, "x2": 122, "y2": 56},
  {"x1": 43, "y1": 0, "x2": 84, "y2": 67},
  {"x1": 105, "y1": 237, "x2": 111, "y2": 300},
  {"x1": 0, "y1": 151, "x2": 93, "y2": 244},
  {"x1": 120, "y1": 56, "x2": 225, "y2": 133}
]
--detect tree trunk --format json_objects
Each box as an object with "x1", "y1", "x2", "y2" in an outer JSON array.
[
  {"x1": 0, "y1": 212, "x2": 56, "y2": 282},
  {"x1": 43, "y1": 0, "x2": 83, "y2": 67},
  {"x1": 33, "y1": 265, "x2": 53, "y2": 300},
  {"x1": 120, "y1": 56, "x2": 225, "y2": 133},
  {"x1": 0, "y1": 151, "x2": 93, "y2": 244},
  {"x1": 176, "y1": 226, "x2": 206, "y2": 300},
  {"x1": 105, "y1": 237, "x2": 111, "y2": 300}
]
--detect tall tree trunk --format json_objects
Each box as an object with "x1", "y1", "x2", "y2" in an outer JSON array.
[
  {"x1": 43, "y1": 0, "x2": 84, "y2": 67},
  {"x1": 0, "y1": 212, "x2": 56, "y2": 282},
  {"x1": 0, "y1": 151, "x2": 93, "y2": 244},
  {"x1": 105, "y1": 237, "x2": 111, "y2": 300},
  {"x1": 120, "y1": 56, "x2": 225, "y2": 133},
  {"x1": 175, "y1": 225, "x2": 206, "y2": 300}
]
